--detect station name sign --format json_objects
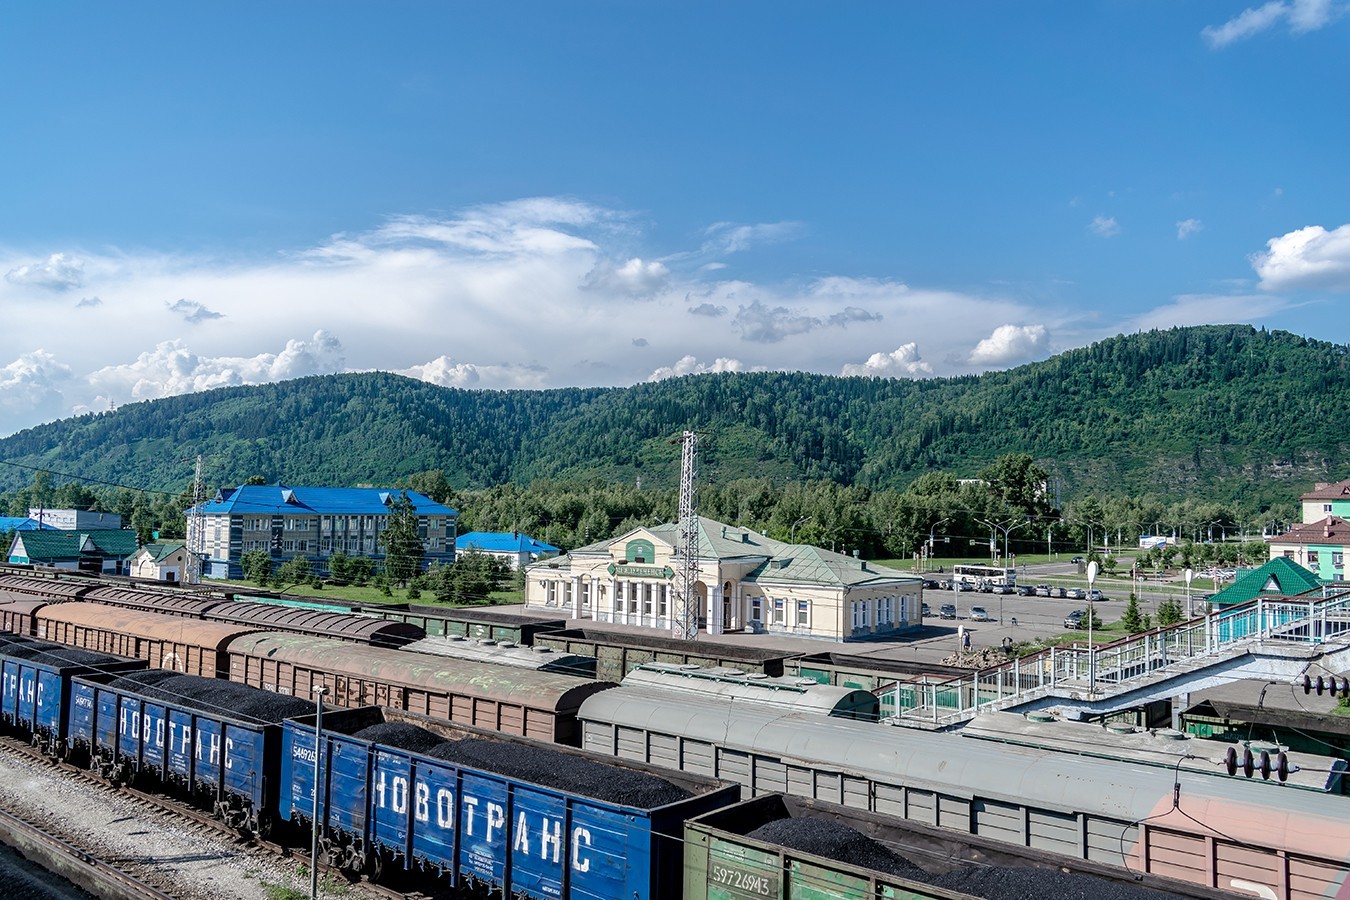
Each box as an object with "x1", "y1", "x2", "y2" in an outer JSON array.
[{"x1": 607, "y1": 563, "x2": 675, "y2": 579}]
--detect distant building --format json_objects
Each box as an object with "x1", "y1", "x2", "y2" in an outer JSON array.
[
  {"x1": 455, "y1": 531, "x2": 559, "y2": 570},
  {"x1": 127, "y1": 540, "x2": 191, "y2": 583},
  {"x1": 186, "y1": 484, "x2": 458, "y2": 580},
  {"x1": 7, "y1": 529, "x2": 138, "y2": 574},
  {"x1": 1266, "y1": 517, "x2": 1350, "y2": 583},
  {"x1": 0, "y1": 517, "x2": 48, "y2": 534},
  {"x1": 1300, "y1": 480, "x2": 1350, "y2": 523},
  {"x1": 523, "y1": 515, "x2": 923, "y2": 642},
  {"x1": 28, "y1": 508, "x2": 123, "y2": 531}
]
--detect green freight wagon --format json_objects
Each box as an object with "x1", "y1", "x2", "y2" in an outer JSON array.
[
  {"x1": 533, "y1": 627, "x2": 800, "y2": 683},
  {"x1": 683, "y1": 793, "x2": 1230, "y2": 900}
]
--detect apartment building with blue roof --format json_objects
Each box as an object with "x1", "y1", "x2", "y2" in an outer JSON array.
[
  {"x1": 455, "y1": 531, "x2": 559, "y2": 569},
  {"x1": 186, "y1": 484, "x2": 457, "y2": 579}
]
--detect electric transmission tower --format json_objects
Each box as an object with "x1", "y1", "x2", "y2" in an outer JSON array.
[
  {"x1": 186, "y1": 455, "x2": 207, "y2": 584},
  {"x1": 672, "y1": 430, "x2": 702, "y2": 640}
]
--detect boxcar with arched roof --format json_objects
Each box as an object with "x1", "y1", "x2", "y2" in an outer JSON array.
[
  {"x1": 0, "y1": 593, "x2": 52, "y2": 635},
  {"x1": 35, "y1": 602, "x2": 260, "y2": 677},
  {"x1": 226, "y1": 632, "x2": 614, "y2": 744},
  {"x1": 206, "y1": 602, "x2": 423, "y2": 648},
  {"x1": 83, "y1": 585, "x2": 225, "y2": 617},
  {"x1": 0, "y1": 573, "x2": 98, "y2": 601}
]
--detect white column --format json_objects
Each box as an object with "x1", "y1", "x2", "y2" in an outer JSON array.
[
  {"x1": 570, "y1": 576, "x2": 582, "y2": 619},
  {"x1": 611, "y1": 578, "x2": 622, "y2": 623},
  {"x1": 709, "y1": 584, "x2": 724, "y2": 635}
]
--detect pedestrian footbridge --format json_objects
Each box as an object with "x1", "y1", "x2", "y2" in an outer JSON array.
[{"x1": 881, "y1": 593, "x2": 1350, "y2": 730}]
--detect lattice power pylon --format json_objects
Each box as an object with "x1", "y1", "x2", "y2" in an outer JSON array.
[
  {"x1": 673, "y1": 430, "x2": 701, "y2": 641},
  {"x1": 186, "y1": 455, "x2": 207, "y2": 584}
]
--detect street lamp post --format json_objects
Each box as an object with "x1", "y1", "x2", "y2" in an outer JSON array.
[
  {"x1": 977, "y1": 516, "x2": 1027, "y2": 624},
  {"x1": 789, "y1": 516, "x2": 812, "y2": 544},
  {"x1": 924, "y1": 518, "x2": 950, "y2": 574},
  {"x1": 1087, "y1": 561, "x2": 1099, "y2": 695},
  {"x1": 311, "y1": 685, "x2": 328, "y2": 900}
]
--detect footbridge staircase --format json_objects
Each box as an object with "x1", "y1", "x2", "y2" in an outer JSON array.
[{"x1": 881, "y1": 592, "x2": 1350, "y2": 730}]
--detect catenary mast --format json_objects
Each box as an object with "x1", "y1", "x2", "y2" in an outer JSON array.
[{"x1": 673, "y1": 431, "x2": 701, "y2": 640}]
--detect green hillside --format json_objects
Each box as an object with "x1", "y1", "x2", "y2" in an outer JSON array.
[{"x1": 1, "y1": 324, "x2": 1347, "y2": 508}]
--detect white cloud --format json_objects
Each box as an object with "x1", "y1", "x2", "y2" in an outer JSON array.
[
  {"x1": 968, "y1": 325, "x2": 1049, "y2": 366},
  {"x1": 0, "y1": 351, "x2": 74, "y2": 435},
  {"x1": 702, "y1": 221, "x2": 803, "y2": 255},
  {"x1": 1252, "y1": 224, "x2": 1350, "y2": 292},
  {"x1": 582, "y1": 257, "x2": 670, "y2": 298},
  {"x1": 398, "y1": 356, "x2": 550, "y2": 390},
  {"x1": 5, "y1": 253, "x2": 84, "y2": 290},
  {"x1": 83, "y1": 331, "x2": 346, "y2": 405},
  {"x1": 1120, "y1": 294, "x2": 1292, "y2": 332},
  {"x1": 1089, "y1": 216, "x2": 1121, "y2": 238},
  {"x1": 1176, "y1": 218, "x2": 1204, "y2": 240},
  {"x1": 0, "y1": 198, "x2": 1070, "y2": 436},
  {"x1": 1202, "y1": 0, "x2": 1341, "y2": 47},
  {"x1": 647, "y1": 355, "x2": 750, "y2": 382},
  {"x1": 167, "y1": 298, "x2": 224, "y2": 323},
  {"x1": 840, "y1": 343, "x2": 933, "y2": 378}
]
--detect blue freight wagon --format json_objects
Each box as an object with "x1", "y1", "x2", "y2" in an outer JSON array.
[
  {"x1": 281, "y1": 706, "x2": 741, "y2": 899},
  {"x1": 69, "y1": 670, "x2": 312, "y2": 834},
  {"x1": 0, "y1": 633, "x2": 147, "y2": 762}
]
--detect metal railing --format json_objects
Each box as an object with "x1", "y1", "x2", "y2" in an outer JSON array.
[{"x1": 881, "y1": 593, "x2": 1350, "y2": 726}]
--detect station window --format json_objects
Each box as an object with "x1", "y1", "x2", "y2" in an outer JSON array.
[
  {"x1": 750, "y1": 598, "x2": 762, "y2": 622},
  {"x1": 772, "y1": 599, "x2": 785, "y2": 625},
  {"x1": 796, "y1": 600, "x2": 810, "y2": 627}
]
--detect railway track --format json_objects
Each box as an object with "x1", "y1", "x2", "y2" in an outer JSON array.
[{"x1": 0, "y1": 735, "x2": 426, "y2": 900}]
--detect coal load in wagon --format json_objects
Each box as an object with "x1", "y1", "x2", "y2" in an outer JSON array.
[
  {"x1": 925, "y1": 867, "x2": 1183, "y2": 900},
  {"x1": 0, "y1": 635, "x2": 131, "y2": 669},
  {"x1": 351, "y1": 722, "x2": 447, "y2": 755},
  {"x1": 426, "y1": 738, "x2": 692, "y2": 809},
  {"x1": 102, "y1": 671, "x2": 315, "y2": 724},
  {"x1": 745, "y1": 818, "x2": 923, "y2": 878}
]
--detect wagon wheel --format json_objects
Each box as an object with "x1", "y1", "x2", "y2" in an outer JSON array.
[
  {"x1": 254, "y1": 813, "x2": 274, "y2": 841},
  {"x1": 367, "y1": 851, "x2": 385, "y2": 884}
]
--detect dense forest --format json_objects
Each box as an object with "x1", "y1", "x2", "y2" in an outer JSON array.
[{"x1": 0, "y1": 324, "x2": 1346, "y2": 554}]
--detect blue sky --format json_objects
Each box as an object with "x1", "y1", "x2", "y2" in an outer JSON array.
[{"x1": 1, "y1": 1, "x2": 1347, "y2": 437}]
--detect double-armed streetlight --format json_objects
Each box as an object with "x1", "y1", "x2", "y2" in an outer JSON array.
[
  {"x1": 923, "y1": 517, "x2": 951, "y2": 573},
  {"x1": 977, "y1": 515, "x2": 1028, "y2": 624}
]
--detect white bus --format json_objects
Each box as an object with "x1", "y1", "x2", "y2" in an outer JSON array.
[{"x1": 951, "y1": 564, "x2": 1016, "y2": 591}]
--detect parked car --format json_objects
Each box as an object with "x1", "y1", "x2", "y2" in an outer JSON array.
[
  {"x1": 1034, "y1": 585, "x2": 1051, "y2": 597},
  {"x1": 1064, "y1": 608, "x2": 1101, "y2": 629},
  {"x1": 1070, "y1": 556, "x2": 1085, "y2": 565},
  {"x1": 977, "y1": 582, "x2": 994, "y2": 593},
  {"x1": 995, "y1": 584, "x2": 1015, "y2": 595},
  {"x1": 921, "y1": 602, "x2": 931, "y2": 617},
  {"x1": 1050, "y1": 586, "x2": 1067, "y2": 599},
  {"x1": 1017, "y1": 585, "x2": 1036, "y2": 597},
  {"x1": 969, "y1": 606, "x2": 991, "y2": 622},
  {"x1": 1088, "y1": 589, "x2": 1104, "y2": 602},
  {"x1": 939, "y1": 604, "x2": 958, "y2": 619},
  {"x1": 922, "y1": 579, "x2": 941, "y2": 590},
  {"x1": 1065, "y1": 588, "x2": 1085, "y2": 600},
  {"x1": 952, "y1": 581, "x2": 971, "y2": 592}
]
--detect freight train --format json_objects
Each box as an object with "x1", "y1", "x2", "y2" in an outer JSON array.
[
  {"x1": 3, "y1": 575, "x2": 1350, "y2": 898},
  {"x1": 0, "y1": 632, "x2": 1231, "y2": 900}
]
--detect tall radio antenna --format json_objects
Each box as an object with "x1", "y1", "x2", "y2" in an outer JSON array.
[{"x1": 672, "y1": 430, "x2": 703, "y2": 641}]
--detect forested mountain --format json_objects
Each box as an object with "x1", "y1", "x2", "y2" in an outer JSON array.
[{"x1": 1, "y1": 325, "x2": 1347, "y2": 511}]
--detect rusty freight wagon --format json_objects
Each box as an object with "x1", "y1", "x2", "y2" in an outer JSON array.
[
  {"x1": 225, "y1": 632, "x2": 614, "y2": 744},
  {"x1": 35, "y1": 603, "x2": 260, "y2": 677}
]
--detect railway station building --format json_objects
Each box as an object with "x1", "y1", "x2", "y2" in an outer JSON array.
[{"x1": 522, "y1": 515, "x2": 923, "y2": 641}]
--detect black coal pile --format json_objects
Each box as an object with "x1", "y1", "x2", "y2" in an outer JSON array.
[
  {"x1": 924, "y1": 867, "x2": 1183, "y2": 900},
  {"x1": 426, "y1": 738, "x2": 692, "y2": 809},
  {"x1": 351, "y1": 722, "x2": 447, "y2": 754},
  {"x1": 745, "y1": 817, "x2": 923, "y2": 878},
  {"x1": 103, "y1": 671, "x2": 315, "y2": 724},
  {"x1": 0, "y1": 635, "x2": 128, "y2": 669}
]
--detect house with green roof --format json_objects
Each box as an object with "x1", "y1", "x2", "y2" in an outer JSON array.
[
  {"x1": 127, "y1": 540, "x2": 191, "y2": 583},
  {"x1": 524, "y1": 515, "x2": 923, "y2": 641},
  {"x1": 7, "y1": 529, "x2": 140, "y2": 575},
  {"x1": 1210, "y1": 557, "x2": 1323, "y2": 607}
]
